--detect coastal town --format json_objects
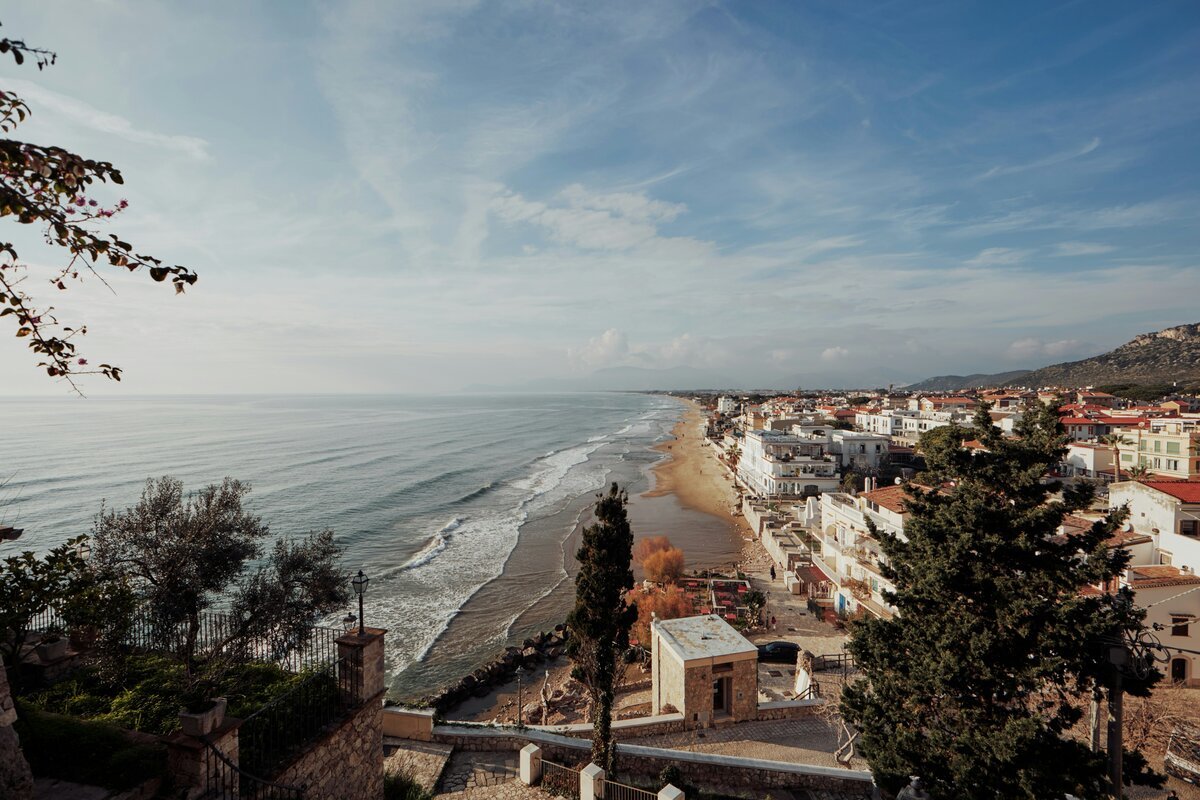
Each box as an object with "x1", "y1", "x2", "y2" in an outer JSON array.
[{"x1": 4, "y1": 4, "x2": 1200, "y2": 800}]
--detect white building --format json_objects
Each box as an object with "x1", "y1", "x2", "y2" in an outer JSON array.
[
  {"x1": 736, "y1": 429, "x2": 840, "y2": 497},
  {"x1": 896, "y1": 410, "x2": 972, "y2": 445},
  {"x1": 855, "y1": 409, "x2": 917, "y2": 437},
  {"x1": 815, "y1": 485, "x2": 913, "y2": 619},
  {"x1": 1106, "y1": 480, "x2": 1200, "y2": 685},
  {"x1": 828, "y1": 431, "x2": 890, "y2": 470},
  {"x1": 716, "y1": 396, "x2": 738, "y2": 415},
  {"x1": 1063, "y1": 442, "x2": 1117, "y2": 481}
]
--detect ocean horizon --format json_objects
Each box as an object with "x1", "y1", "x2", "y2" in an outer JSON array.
[{"x1": 0, "y1": 391, "x2": 743, "y2": 698}]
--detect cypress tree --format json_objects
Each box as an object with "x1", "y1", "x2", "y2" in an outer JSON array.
[
  {"x1": 841, "y1": 403, "x2": 1159, "y2": 798},
  {"x1": 567, "y1": 483, "x2": 637, "y2": 773}
]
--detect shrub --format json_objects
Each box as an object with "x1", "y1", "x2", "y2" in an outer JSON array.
[
  {"x1": 13, "y1": 700, "x2": 166, "y2": 790},
  {"x1": 384, "y1": 768, "x2": 433, "y2": 800}
]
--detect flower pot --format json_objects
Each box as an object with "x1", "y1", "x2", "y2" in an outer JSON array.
[
  {"x1": 36, "y1": 637, "x2": 68, "y2": 661},
  {"x1": 178, "y1": 697, "x2": 228, "y2": 736}
]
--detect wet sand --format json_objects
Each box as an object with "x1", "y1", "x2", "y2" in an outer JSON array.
[{"x1": 642, "y1": 397, "x2": 755, "y2": 547}]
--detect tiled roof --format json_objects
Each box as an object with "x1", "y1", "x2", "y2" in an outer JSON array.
[
  {"x1": 1139, "y1": 480, "x2": 1200, "y2": 504},
  {"x1": 862, "y1": 484, "x2": 911, "y2": 514},
  {"x1": 1126, "y1": 565, "x2": 1200, "y2": 589}
]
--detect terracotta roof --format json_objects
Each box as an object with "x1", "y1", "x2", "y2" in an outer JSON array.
[
  {"x1": 862, "y1": 484, "x2": 911, "y2": 514},
  {"x1": 1138, "y1": 480, "x2": 1200, "y2": 504},
  {"x1": 1126, "y1": 565, "x2": 1200, "y2": 589}
]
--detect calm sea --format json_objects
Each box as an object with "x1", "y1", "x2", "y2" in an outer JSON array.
[{"x1": 0, "y1": 392, "x2": 682, "y2": 698}]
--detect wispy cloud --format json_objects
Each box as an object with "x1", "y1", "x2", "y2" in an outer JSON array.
[
  {"x1": 7, "y1": 78, "x2": 210, "y2": 160},
  {"x1": 1053, "y1": 241, "x2": 1115, "y2": 257},
  {"x1": 978, "y1": 137, "x2": 1101, "y2": 180}
]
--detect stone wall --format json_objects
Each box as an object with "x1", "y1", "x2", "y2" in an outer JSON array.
[
  {"x1": 528, "y1": 712, "x2": 689, "y2": 740},
  {"x1": 273, "y1": 693, "x2": 383, "y2": 800},
  {"x1": 0, "y1": 667, "x2": 33, "y2": 800},
  {"x1": 754, "y1": 699, "x2": 824, "y2": 721},
  {"x1": 432, "y1": 724, "x2": 874, "y2": 797}
]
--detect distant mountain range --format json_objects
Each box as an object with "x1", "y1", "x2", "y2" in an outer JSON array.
[{"x1": 907, "y1": 323, "x2": 1200, "y2": 391}]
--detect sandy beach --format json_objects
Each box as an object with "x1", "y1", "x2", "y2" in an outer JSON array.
[{"x1": 642, "y1": 397, "x2": 755, "y2": 544}]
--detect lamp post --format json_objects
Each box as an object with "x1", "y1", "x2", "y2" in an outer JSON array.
[
  {"x1": 352, "y1": 570, "x2": 368, "y2": 637},
  {"x1": 342, "y1": 613, "x2": 357, "y2": 632},
  {"x1": 516, "y1": 665, "x2": 528, "y2": 727}
]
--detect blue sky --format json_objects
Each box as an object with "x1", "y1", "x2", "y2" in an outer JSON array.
[{"x1": 2, "y1": 0, "x2": 1198, "y2": 392}]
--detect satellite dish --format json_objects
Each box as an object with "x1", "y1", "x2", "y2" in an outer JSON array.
[
  {"x1": 1123, "y1": 521, "x2": 1133, "y2": 532},
  {"x1": 894, "y1": 477, "x2": 902, "y2": 485}
]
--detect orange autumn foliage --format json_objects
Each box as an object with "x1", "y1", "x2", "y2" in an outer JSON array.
[
  {"x1": 634, "y1": 535, "x2": 673, "y2": 564},
  {"x1": 642, "y1": 547, "x2": 685, "y2": 584},
  {"x1": 630, "y1": 586, "x2": 693, "y2": 646}
]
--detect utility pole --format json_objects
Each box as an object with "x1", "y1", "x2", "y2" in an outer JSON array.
[{"x1": 1106, "y1": 644, "x2": 1127, "y2": 798}]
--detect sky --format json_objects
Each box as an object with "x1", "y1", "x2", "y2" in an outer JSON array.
[{"x1": 1, "y1": 0, "x2": 1198, "y2": 393}]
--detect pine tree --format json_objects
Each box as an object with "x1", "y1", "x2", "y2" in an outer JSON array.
[
  {"x1": 567, "y1": 483, "x2": 637, "y2": 773},
  {"x1": 841, "y1": 403, "x2": 1159, "y2": 799}
]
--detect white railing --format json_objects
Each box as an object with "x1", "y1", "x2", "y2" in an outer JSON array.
[{"x1": 603, "y1": 778, "x2": 658, "y2": 800}]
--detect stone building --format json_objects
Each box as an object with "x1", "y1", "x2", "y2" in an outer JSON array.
[{"x1": 650, "y1": 615, "x2": 758, "y2": 727}]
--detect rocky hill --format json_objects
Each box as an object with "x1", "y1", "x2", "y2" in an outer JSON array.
[
  {"x1": 1006, "y1": 323, "x2": 1200, "y2": 388},
  {"x1": 905, "y1": 370, "x2": 1032, "y2": 392},
  {"x1": 906, "y1": 323, "x2": 1200, "y2": 390}
]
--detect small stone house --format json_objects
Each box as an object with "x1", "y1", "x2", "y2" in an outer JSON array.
[{"x1": 650, "y1": 614, "x2": 758, "y2": 727}]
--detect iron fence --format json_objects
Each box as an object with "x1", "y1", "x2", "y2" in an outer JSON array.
[
  {"x1": 541, "y1": 760, "x2": 581, "y2": 799},
  {"x1": 203, "y1": 737, "x2": 305, "y2": 800},
  {"x1": 238, "y1": 652, "x2": 363, "y2": 779},
  {"x1": 26, "y1": 607, "x2": 344, "y2": 673}
]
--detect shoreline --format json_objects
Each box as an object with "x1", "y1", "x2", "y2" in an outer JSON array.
[{"x1": 642, "y1": 396, "x2": 755, "y2": 557}]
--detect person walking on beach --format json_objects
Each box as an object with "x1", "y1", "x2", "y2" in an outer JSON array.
[{"x1": 770, "y1": 564, "x2": 776, "y2": 581}]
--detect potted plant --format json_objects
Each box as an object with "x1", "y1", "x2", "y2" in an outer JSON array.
[
  {"x1": 178, "y1": 676, "x2": 227, "y2": 736},
  {"x1": 35, "y1": 631, "x2": 68, "y2": 661}
]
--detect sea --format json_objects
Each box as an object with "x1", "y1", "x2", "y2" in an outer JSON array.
[{"x1": 0, "y1": 392, "x2": 736, "y2": 699}]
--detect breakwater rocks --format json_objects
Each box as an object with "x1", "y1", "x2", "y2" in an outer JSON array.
[{"x1": 421, "y1": 624, "x2": 572, "y2": 714}]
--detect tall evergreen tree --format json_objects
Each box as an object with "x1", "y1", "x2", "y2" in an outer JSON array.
[
  {"x1": 567, "y1": 483, "x2": 637, "y2": 773},
  {"x1": 841, "y1": 403, "x2": 1159, "y2": 799}
]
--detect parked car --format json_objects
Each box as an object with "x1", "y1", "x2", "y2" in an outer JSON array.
[{"x1": 757, "y1": 641, "x2": 800, "y2": 663}]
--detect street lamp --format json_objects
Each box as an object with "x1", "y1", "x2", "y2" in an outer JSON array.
[
  {"x1": 351, "y1": 570, "x2": 369, "y2": 637},
  {"x1": 515, "y1": 664, "x2": 529, "y2": 727},
  {"x1": 342, "y1": 613, "x2": 357, "y2": 632}
]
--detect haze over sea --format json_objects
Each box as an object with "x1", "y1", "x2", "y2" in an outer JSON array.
[{"x1": 0, "y1": 392, "x2": 721, "y2": 698}]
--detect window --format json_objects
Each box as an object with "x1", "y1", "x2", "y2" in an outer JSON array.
[
  {"x1": 1122, "y1": 452, "x2": 1133, "y2": 462},
  {"x1": 1168, "y1": 441, "x2": 1181, "y2": 455},
  {"x1": 1161, "y1": 551, "x2": 1173, "y2": 565},
  {"x1": 1173, "y1": 616, "x2": 1191, "y2": 637},
  {"x1": 1181, "y1": 520, "x2": 1199, "y2": 537},
  {"x1": 1139, "y1": 440, "x2": 1147, "y2": 451},
  {"x1": 1155, "y1": 440, "x2": 1162, "y2": 453}
]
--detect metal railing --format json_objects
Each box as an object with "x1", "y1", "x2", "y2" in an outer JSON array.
[
  {"x1": 812, "y1": 652, "x2": 855, "y2": 673},
  {"x1": 203, "y1": 737, "x2": 305, "y2": 799},
  {"x1": 603, "y1": 778, "x2": 658, "y2": 800},
  {"x1": 796, "y1": 680, "x2": 821, "y2": 700},
  {"x1": 26, "y1": 607, "x2": 344, "y2": 673},
  {"x1": 238, "y1": 652, "x2": 363, "y2": 779},
  {"x1": 540, "y1": 760, "x2": 581, "y2": 799}
]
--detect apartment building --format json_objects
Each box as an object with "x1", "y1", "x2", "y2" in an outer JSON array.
[
  {"x1": 815, "y1": 485, "x2": 911, "y2": 619},
  {"x1": 736, "y1": 429, "x2": 840, "y2": 497},
  {"x1": 1107, "y1": 479, "x2": 1200, "y2": 685},
  {"x1": 855, "y1": 408, "x2": 917, "y2": 437},
  {"x1": 1117, "y1": 419, "x2": 1200, "y2": 479}
]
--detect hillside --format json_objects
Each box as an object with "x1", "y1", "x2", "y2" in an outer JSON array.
[
  {"x1": 1004, "y1": 323, "x2": 1200, "y2": 388},
  {"x1": 905, "y1": 370, "x2": 1032, "y2": 392},
  {"x1": 906, "y1": 323, "x2": 1200, "y2": 390}
]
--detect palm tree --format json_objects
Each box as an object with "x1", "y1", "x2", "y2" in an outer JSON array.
[
  {"x1": 1100, "y1": 432, "x2": 1132, "y2": 483},
  {"x1": 1127, "y1": 464, "x2": 1151, "y2": 480}
]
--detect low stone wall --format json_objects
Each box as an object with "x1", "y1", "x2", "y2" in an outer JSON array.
[
  {"x1": 383, "y1": 707, "x2": 435, "y2": 741},
  {"x1": 273, "y1": 691, "x2": 384, "y2": 800},
  {"x1": 754, "y1": 699, "x2": 824, "y2": 721},
  {"x1": 526, "y1": 712, "x2": 688, "y2": 740},
  {"x1": 432, "y1": 724, "x2": 874, "y2": 797},
  {"x1": 422, "y1": 625, "x2": 571, "y2": 713}
]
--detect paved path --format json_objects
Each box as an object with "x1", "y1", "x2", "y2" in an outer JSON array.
[
  {"x1": 632, "y1": 716, "x2": 868, "y2": 772},
  {"x1": 385, "y1": 738, "x2": 455, "y2": 792}
]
